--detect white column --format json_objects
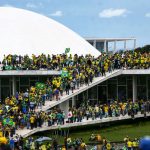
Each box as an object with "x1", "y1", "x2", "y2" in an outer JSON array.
[
  {"x1": 124, "y1": 40, "x2": 127, "y2": 50},
  {"x1": 104, "y1": 40, "x2": 107, "y2": 52},
  {"x1": 134, "y1": 39, "x2": 136, "y2": 49},
  {"x1": 12, "y1": 76, "x2": 16, "y2": 95},
  {"x1": 132, "y1": 76, "x2": 137, "y2": 102},
  {"x1": 93, "y1": 40, "x2": 96, "y2": 48},
  {"x1": 59, "y1": 100, "x2": 69, "y2": 118},
  {"x1": 114, "y1": 40, "x2": 117, "y2": 52}
]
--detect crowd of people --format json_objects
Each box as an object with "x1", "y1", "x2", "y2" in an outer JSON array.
[
  {"x1": 0, "y1": 100, "x2": 149, "y2": 137},
  {"x1": 0, "y1": 51, "x2": 149, "y2": 149},
  {"x1": 0, "y1": 134, "x2": 148, "y2": 150},
  {"x1": 0, "y1": 51, "x2": 150, "y2": 71}
]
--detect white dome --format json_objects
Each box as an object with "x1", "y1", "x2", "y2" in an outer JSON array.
[{"x1": 0, "y1": 7, "x2": 100, "y2": 59}]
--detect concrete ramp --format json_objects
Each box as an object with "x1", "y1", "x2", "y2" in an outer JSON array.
[
  {"x1": 16, "y1": 112, "x2": 150, "y2": 138},
  {"x1": 37, "y1": 69, "x2": 122, "y2": 111}
]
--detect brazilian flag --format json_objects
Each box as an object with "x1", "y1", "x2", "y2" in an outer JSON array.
[
  {"x1": 36, "y1": 82, "x2": 46, "y2": 90},
  {"x1": 3, "y1": 118, "x2": 14, "y2": 126},
  {"x1": 61, "y1": 70, "x2": 69, "y2": 78},
  {"x1": 65, "y1": 48, "x2": 70, "y2": 54}
]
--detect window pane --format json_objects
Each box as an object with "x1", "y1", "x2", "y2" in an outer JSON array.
[
  {"x1": 88, "y1": 86, "x2": 97, "y2": 100},
  {"x1": 20, "y1": 77, "x2": 29, "y2": 85},
  {"x1": 127, "y1": 80, "x2": 133, "y2": 99},
  {"x1": 148, "y1": 79, "x2": 150, "y2": 99},
  {"x1": 1, "y1": 77, "x2": 10, "y2": 86},
  {"x1": 20, "y1": 86, "x2": 29, "y2": 92},
  {"x1": 118, "y1": 76, "x2": 126, "y2": 85},
  {"x1": 137, "y1": 86, "x2": 146, "y2": 99},
  {"x1": 98, "y1": 86, "x2": 107, "y2": 104},
  {"x1": 1, "y1": 87, "x2": 10, "y2": 100},
  {"x1": 118, "y1": 86, "x2": 126, "y2": 101},
  {"x1": 137, "y1": 76, "x2": 146, "y2": 85},
  {"x1": 30, "y1": 81, "x2": 36, "y2": 87},
  {"x1": 108, "y1": 79, "x2": 117, "y2": 84},
  {"x1": 108, "y1": 84, "x2": 117, "y2": 100},
  {"x1": 30, "y1": 76, "x2": 39, "y2": 81}
]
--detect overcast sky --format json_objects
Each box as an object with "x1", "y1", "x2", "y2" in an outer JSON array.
[{"x1": 0, "y1": 0, "x2": 150, "y2": 48}]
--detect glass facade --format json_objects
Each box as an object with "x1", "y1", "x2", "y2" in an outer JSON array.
[
  {"x1": 0, "y1": 76, "x2": 51, "y2": 99},
  {"x1": 86, "y1": 75, "x2": 149, "y2": 104},
  {"x1": 137, "y1": 76, "x2": 147, "y2": 100},
  {"x1": 0, "y1": 75, "x2": 150, "y2": 103},
  {"x1": 96, "y1": 42, "x2": 104, "y2": 52},
  {"x1": 148, "y1": 77, "x2": 150, "y2": 99}
]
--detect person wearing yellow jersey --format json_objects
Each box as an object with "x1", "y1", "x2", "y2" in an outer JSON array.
[
  {"x1": 132, "y1": 138, "x2": 138, "y2": 150},
  {"x1": 80, "y1": 141, "x2": 86, "y2": 149},
  {"x1": 39, "y1": 144, "x2": 47, "y2": 150},
  {"x1": 62, "y1": 146, "x2": 66, "y2": 150},
  {"x1": 30, "y1": 116, "x2": 35, "y2": 129},
  {"x1": 106, "y1": 142, "x2": 112, "y2": 150},
  {"x1": 127, "y1": 139, "x2": 133, "y2": 150}
]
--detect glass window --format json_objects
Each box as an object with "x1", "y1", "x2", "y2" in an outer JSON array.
[
  {"x1": 20, "y1": 86, "x2": 29, "y2": 92},
  {"x1": 30, "y1": 76, "x2": 39, "y2": 81},
  {"x1": 96, "y1": 42, "x2": 104, "y2": 52},
  {"x1": 1, "y1": 87, "x2": 10, "y2": 100},
  {"x1": 88, "y1": 86, "x2": 97, "y2": 100},
  {"x1": 118, "y1": 86, "x2": 126, "y2": 101},
  {"x1": 108, "y1": 84, "x2": 117, "y2": 100},
  {"x1": 98, "y1": 81, "x2": 107, "y2": 86},
  {"x1": 127, "y1": 76, "x2": 132, "y2": 80},
  {"x1": 108, "y1": 79, "x2": 117, "y2": 84},
  {"x1": 1, "y1": 77, "x2": 10, "y2": 86},
  {"x1": 137, "y1": 86, "x2": 146, "y2": 100},
  {"x1": 20, "y1": 77, "x2": 29, "y2": 85},
  {"x1": 127, "y1": 80, "x2": 133, "y2": 99},
  {"x1": 16, "y1": 81, "x2": 20, "y2": 92},
  {"x1": 148, "y1": 79, "x2": 150, "y2": 99},
  {"x1": 118, "y1": 76, "x2": 126, "y2": 85},
  {"x1": 39, "y1": 76, "x2": 47, "y2": 82},
  {"x1": 137, "y1": 76, "x2": 146, "y2": 85},
  {"x1": 98, "y1": 86, "x2": 107, "y2": 104},
  {"x1": 30, "y1": 81, "x2": 36, "y2": 87},
  {"x1": 69, "y1": 98, "x2": 72, "y2": 108}
]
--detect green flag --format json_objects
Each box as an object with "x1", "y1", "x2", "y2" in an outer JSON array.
[
  {"x1": 36, "y1": 82, "x2": 46, "y2": 90},
  {"x1": 61, "y1": 70, "x2": 69, "y2": 78},
  {"x1": 65, "y1": 48, "x2": 70, "y2": 54},
  {"x1": 3, "y1": 119, "x2": 7, "y2": 125},
  {"x1": 5, "y1": 65, "x2": 13, "y2": 70},
  {"x1": 8, "y1": 119, "x2": 13, "y2": 126}
]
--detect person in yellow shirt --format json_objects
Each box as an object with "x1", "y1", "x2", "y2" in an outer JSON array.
[
  {"x1": 106, "y1": 142, "x2": 112, "y2": 150},
  {"x1": 80, "y1": 141, "x2": 86, "y2": 150},
  {"x1": 30, "y1": 116, "x2": 35, "y2": 129},
  {"x1": 39, "y1": 144, "x2": 47, "y2": 150},
  {"x1": 61, "y1": 146, "x2": 66, "y2": 150},
  {"x1": 127, "y1": 139, "x2": 133, "y2": 150}
]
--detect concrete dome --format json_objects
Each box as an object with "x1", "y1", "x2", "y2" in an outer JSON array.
[{"x1": 0, "y1": 7, "x2": 100, "y2": 58}]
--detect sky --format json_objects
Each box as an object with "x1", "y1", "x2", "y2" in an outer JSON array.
[{"x1": 0, "y1": 0, "x2": 150, "y2": 49}]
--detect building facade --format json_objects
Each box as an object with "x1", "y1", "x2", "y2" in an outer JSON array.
[
  {"x1": 86, "y1": 38, "x2": 136, "y2": 53},
  {"x1": 1, "y1": 71, "x2": 149, "y2": 107}
]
